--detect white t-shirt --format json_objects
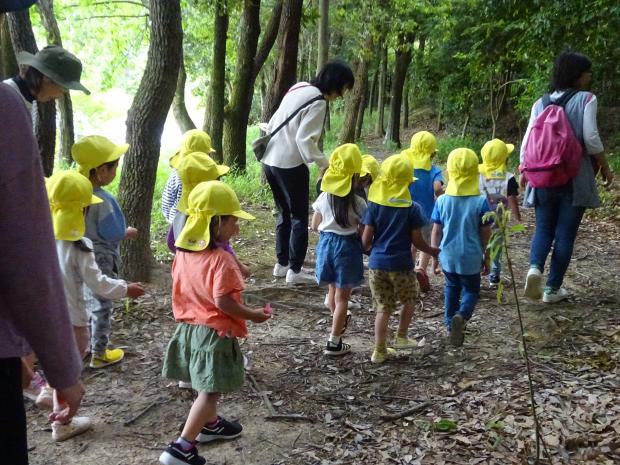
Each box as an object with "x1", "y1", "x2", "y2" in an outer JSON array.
[{"x1": 312, "y1": 192, "x2": 367, "y2": 235}]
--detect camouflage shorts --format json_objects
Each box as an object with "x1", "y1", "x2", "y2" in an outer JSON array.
[{"x1": 368, "y1": 269, "x2": 418, "y2": 315}]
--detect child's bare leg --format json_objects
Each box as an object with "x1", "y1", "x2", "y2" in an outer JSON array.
[
  {"x1": 397, "y1": 304, "x2": 415, "y2": 338},
  {"x1": 418, "y1": 252, "x2": 431, "y2": 272},
  {"x1": 331, "y1": 287, "x2": 352, "y2": 336},
  {"x1": 327, "y1": 284, "x2": 336, "y2": 314},
  {"x1": 72, "y1": 326, "x2": 90, "y2": 359},
  {"x1": 181, "y1": 392, "x2": 219, "y2": 442},
  {"x1": 374, "y1": 311, "x2": 390, "y2": 348},
  {"x1": 411, "y1": 244, "x2": 418, "y2": 264}
]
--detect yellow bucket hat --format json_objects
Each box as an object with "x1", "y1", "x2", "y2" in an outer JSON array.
[
  {"x1": 361, "y1": 154, "x2": 380, "y2": 181},
  {"x1": 446, "y1": 148, "x2": 480, "y2": 196},
  {"x1": 401, "y1": 131, "x2": 437, "y2": 171},
  {"x1": 177, "y1": 152, "x2": 230, "y2": 214},
  {"x1": 169, "y1": 129, "x2": 216, "y2": 169},
  {"x1": 72, "y1": 135, "x2": 129, "y2": 178},
  {"x1": 479, "y1": 138, "x2": 515, "y2": 180},
  {"x1": 46, "y1": 170, "x2": 102, "y2": 241},
  {"x1": 367, "y1": 154, "x2": 416, "y2": 208},
  {"x1": 175, "y1": 180, "x2": 255, "y2": 252},
  {"x1": 320, "y1": 143, "x2": 363, "y2": 197}
]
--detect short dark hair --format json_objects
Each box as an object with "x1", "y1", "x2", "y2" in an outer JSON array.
[
  {"x1": 551, "y1": 52, "x2": 592, "y2": 90},
  {"x1": 88, "y1": 159, "x2": 119, "y2": 178},
  {"x1": 311, "y1": 60, "x2": 355, "y2": 96},
  {"x1": 22, "y1": 66, "x2": 44, "y2": 94}
]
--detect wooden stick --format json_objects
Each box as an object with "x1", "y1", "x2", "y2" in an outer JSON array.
[
  {"x1": 247, "y1": 372, "x2": 277, "y2": 416},
  {"x1": 380, "y1": 401, "x2": 431, "y2": 422},
  {"x1": 265, "y1": 414, "x2": 313, "y2": 422},
  {"x1": 123, "y1": 400, "x2": 161, "y2": 426}
]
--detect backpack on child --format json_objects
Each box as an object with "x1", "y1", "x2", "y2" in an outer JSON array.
[{"x1": 521, "y1": 89, "x2": 583, "y2": 188}]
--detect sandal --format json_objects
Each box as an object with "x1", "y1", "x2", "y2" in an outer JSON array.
[{"x1": 415, "y1": 268, "x2": 430, "y2": 293}]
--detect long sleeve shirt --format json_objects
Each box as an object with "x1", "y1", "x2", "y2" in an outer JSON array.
[
  {"x1": 0, "y1": 83, "x2": 81, "y2": 390},
  {"x1": 260, "y1": 82, "x2": 329, "y2": 169},
  {"x1": 161, "y1": 169, "x2": 182, "y2": 224}
]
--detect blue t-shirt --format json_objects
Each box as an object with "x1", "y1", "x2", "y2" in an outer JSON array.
[
  {"x1": 408, "y1": 165, "x2": 443, "y2": 219},
  {"x1": 85, "y1": 187, "x2": 127, "y2": 255},
  {"x1": 362, "y1": 201, "x2": 428, "y2": 272},
  {"x1": 431, "y1": 195, "x2": 491, "y2": 275}
]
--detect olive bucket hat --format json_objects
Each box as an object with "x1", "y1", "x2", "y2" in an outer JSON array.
[{"x1": 17, "y1": 45, "x2": 90, "y2": 95}]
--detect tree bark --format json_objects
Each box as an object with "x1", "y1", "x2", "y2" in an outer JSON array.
[
  {"x1": 368, "y1": 65, "x2": 378, "y2": 114},
  {"x1": 316, "y1": 0, "x2": 329, "y2": 74},
  {"x1": 403, "y1": 74, "x2": 409, "y2": 129},
  {"x1": 37, "y1": 0, "x2": 75, "y2": 167},
  {"x1": 0, "y1": 15, "x2": 18, "y2": 80},
  {"x1": 339, "y1": 38, "x2": 371, "y2": 144},
  {"x1": 260, "y1": 0, "x2": 303, "y2": 124},
  {"x1": 355, "y1": 81, "x2": 367, "y2": 140},
  {"x1": 207, "y1": 0, "x2": 228, "y2": 160},
  {"x1": 172, "y1": 51, "x2": 196, "y2": 134},
  {"x1": 118, "y1": 0, "x2": 182, "y2": 281},
  {"x1": 375, "y1": 43, "x2": 387, "y2": 137},
  {"x1": 384, "y1": 34, "x2": 413, "y2": 148},
  {"x1": 7, "y1": 9, "x2": 57, "y2": 176}
]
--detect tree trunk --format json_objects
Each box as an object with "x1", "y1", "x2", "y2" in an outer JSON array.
[
  {"x1": 403, "y1": 74, "x2": 409, "y2": 129},
  {"x1": 375, "y1": 43, "x2": 387, "y2": 137},
  {"x1": 37, "y1": 0, "x2": 76, "y2": 167},
  {"x1": 339, "y1": 40, "x2": 370, "y2": 144},
  {"x1": 0, "y1": 15, "x2": 18, "y2": 80},
  {"x1": 208, "y1": 0, "x2": 228, "y2": 161},
  {"x1": 260, "y1": 0, "x2": 303, "y2": 124},
  {"x1": 7, "y1": 9, "x2": 57, "y2": 176},
  {"x1": 384, "y1": 34, "x2": 413, "y2": 148},
  {"x1": 117, "y1": 0, "x2": 182, "y2": 281},
  {"x1": 172, "y1": 51, "x2": 196, "y2": 134},
  {"x1": 354, "y1": 81, "x2": 367, "y2": 140},
  {"x1": 368, "y1": 65, "x2": 378, "y2": 114},
  {"x1": 316, "y1": 0, "x2": 328, "y2": 74}
]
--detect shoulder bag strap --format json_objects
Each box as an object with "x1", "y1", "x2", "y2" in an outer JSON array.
[{"x1": 269, "y1": 95, "x2": 325, "y2": 138}]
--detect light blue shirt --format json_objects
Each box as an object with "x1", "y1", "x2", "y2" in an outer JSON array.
[
  {"x1": 409, "y1": 165, "x2": 443, "y2": 219},
  {"x1": 431, "y1": 195, "x2": 490, "y2": 275}
]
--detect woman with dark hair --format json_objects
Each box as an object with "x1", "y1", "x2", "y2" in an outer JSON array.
[
  {"x1": 521, "y1": 52, "x2": 613, "y2": 303},
  {"x1": 262, "y1": 60, "x2": 355, "y2": 284}
]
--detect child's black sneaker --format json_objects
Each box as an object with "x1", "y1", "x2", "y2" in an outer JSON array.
[
  {"x1": 196, "y1": 417, "x2": 242, "y2": 443},
  {"x1": 159, "y1": 442, "x2": 206, "y2": 465},
  {"x1": 450, "y1": 314, "x2": 465, "y2": 347},
  {"x1": 323, "y1": 339, "x2": 351, "y2": 356},
  {"x1": 489, "y1": 274, "x2": 500, "y2": 287}
]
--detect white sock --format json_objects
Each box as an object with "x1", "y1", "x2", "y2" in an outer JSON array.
[{"x1": 329, "y1": 334, "x2": 341, "y2": 345}]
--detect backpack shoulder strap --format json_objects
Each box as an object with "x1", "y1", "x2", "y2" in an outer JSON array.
[
  {"x1": 554, "y1": 89, "x2": 580, "y2": 108},
  {"x1": 270, "y1": 95, "x2": 325, "y2": 138}
]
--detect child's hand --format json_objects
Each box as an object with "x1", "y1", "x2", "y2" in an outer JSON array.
[
  {"x1": 126, "y1": 282, "x2": 145, "y2": 298},
  {"x1": 250, "y1": 308, "x2": 271, "y2": 323},
  {"x1": 125, "y1": 227, "x2": 138, "y2": 240},
  {"x1": 481, "y1": 256, "x2": 491, "y2": 276},
  {"x1": 49, "y1": 382, "x2": 85, "y2": 424},
  {"x1": 432, "y1": 257, "x2": 441, "y2": 275},
  {"x1": 428, "y1": 246, "x2": 440, "y2": 258}
]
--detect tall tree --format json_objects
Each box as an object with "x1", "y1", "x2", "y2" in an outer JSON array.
[
  {"x1": 207, "y1": 0, "x2": 229, "y2": 160},
  {"x1": 172, "y1": 51, "x2": 197, "y2": 134},
  {"x1": 0, "y1": 15, "x2": 18, "y2": 80},
  {"x1": 260, "y1": 0, "x2": 303, "y2": 123},
  {"x1": 222, "y1": 0, "x2": 283, "y2": 169},
  {"x1": 316, "y1": 0, "x2": 329, "y2": 74},
  {"x1": 118, "y1": 0, "x2": 182, "y2": 281},
  {"x1": 384, "y1": 33, "x2": 413, "y2": 148},
  {"x1": 36, "y1": 0, "x2": 75, "y2": 167},
  {"x1": 7, "y1": 8, "x2": 56, "y2": 176},
  {"x1": 374, "y1": 43, "x2": 387, "y2": 137}
]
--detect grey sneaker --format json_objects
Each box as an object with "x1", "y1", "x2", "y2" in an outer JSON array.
[
  {"x1": 524, "y1": 267, "x2": 543, "y2": 300},
  {"x1": 542, "y1": 287, "x2": 569, "y2": 303},
  {"x1": 285, "y1": 268, "x2": 316, "y2": 284},
  {"x1": 273, "y1": 263, "x2": 289, "y2": 278}
]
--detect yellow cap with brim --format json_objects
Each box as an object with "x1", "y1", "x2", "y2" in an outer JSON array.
[
  {"x1": 169, "y1": 129, "x2": 217, "y2": 169},
  {"x1": 320, "y1": 143, "x2": 363, "y2": 197},
  {"x1": 446, "y1": 148, "x2": 480, "y2": 196},
  {"x1": 177, "y1": 152, "x2": 230, "y2": 214},
  {"x1": 361, "y1": 155, "x2": 380, "y2": 181},
  {"x1": 479, "y1": 138, "x2": 515, "y2": 180},
  {"x1": 47, "y1": 170, "x2": 102, "y2": 241},
  {"x1": 368, "y1": 154, "x2": 416, "y2": 208},
  {"x1": 72, "y1": 135, "x2": 128, "y2": 177},
  {"x1": 175, "y1": 180, "x2": 255, "y2": 252},
  {"x1": 401, "y1": 131, "x2": 437, "y2": 171}
]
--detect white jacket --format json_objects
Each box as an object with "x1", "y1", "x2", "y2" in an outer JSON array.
[
  {"x1": 56, "y1": 238, "x2": 127, "y2": 326},
  {"x1": 261, "y1": 82, "x2": 328, "y2": 169}
]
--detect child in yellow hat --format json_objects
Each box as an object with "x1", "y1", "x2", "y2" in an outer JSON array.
[
  {"x1": 361, "y1": 155, "x2": 439, "y2": 363},
  {"x1": 401, "y1": 131, "x2": 445, "y2": 292},
  {"x1": 161, "y1": 129, "x2": 218, "y2": 225},
  {"x1": 357, "y1": 154, "x2": 380, "y2": 199},
  {"x1": 478, "y1": 138, "x2": 521, "y2": 287},
  {"x1": 72, "y1": 135, "x2": 139, "y2": 369},
  {"x1": 310, "y1": 144, "x2": 367, "y2": 356},
  {"x1": 431, "y1": 148, "x2": 492, "y2": 347},
  {"x1": 160, "y1": 181, "x2": 270, "y2": 465},
  {"x1": 46, "y1": 170, "x2": 144, "y2": 441}
]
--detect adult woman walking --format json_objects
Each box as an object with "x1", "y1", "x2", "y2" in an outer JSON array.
[
  {"x1": 521, "y1": 52, "x2": 613, "y2": 303},
  {"x1": 262, "y1": 60, "x2": 355, "y2": 284}
]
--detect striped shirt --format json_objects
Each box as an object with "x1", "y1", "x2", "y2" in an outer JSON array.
[{"x1": 161, "y1": 170, "x2": 183, "y2": 224}]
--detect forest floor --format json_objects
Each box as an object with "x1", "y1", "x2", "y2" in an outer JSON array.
[{"x1": 26, "y1": 128, "x2": 620, "y2": 465}]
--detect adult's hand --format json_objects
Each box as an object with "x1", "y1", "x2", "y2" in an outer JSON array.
[
  {"x1": 49, "y1": 381, "x2": 85, "y2": 423},
  {"x1": 601, "y1": 165, "x2": 614, "y2": 187}
]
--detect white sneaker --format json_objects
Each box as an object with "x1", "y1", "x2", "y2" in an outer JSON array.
[
  {"x1": 524, "y1": 267, "x2": 543, "y2": 300},
  {"x1": 52, "y1": 416, "x2": 92, "y2": 442},
  {"x1": 542, "y1": 287, "x2": 569, "y2": 303},
  {"x1": 285, "y1": 268, "x2": 316, "y2": 285},
  {"x1": 35, "y1": 385, "x2": 53, "y2": 410},
  {"x1": 178, "y1": 380, "x2": 193, "y2": 389},
  {"x1": 273, "y1": 263, "x2": 289, "y2": 278}
]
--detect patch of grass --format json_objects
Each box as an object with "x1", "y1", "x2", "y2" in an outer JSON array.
[{"x1": 436, "y1": 135, "x2": 486, "y2": 164}]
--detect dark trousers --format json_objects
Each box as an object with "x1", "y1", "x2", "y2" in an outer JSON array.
[
  {"x1": 0, "y1": 358, "x2": 28, "y2": 465},
  {"x1": 263, "y1": 164, "x2": 309, "y2": 273}
]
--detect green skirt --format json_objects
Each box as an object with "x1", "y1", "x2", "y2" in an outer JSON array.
[{"x1": 162, "y1": 323, "x2": 244, "y2": 393}]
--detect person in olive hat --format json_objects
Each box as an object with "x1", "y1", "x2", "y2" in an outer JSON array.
[{"x1": 3, "y1": 44, "x2": 89, "y2": 111}]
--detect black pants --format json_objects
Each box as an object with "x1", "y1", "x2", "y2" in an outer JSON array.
[
  {"x1": 0, "y1": 358, "x2": 28, "y2": 465},
  {"x1": 263, "y1": 164, "x2": 309, "y2": 273}
]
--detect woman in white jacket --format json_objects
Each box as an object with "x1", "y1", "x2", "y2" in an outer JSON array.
[{"x1": 262, "y1": 60, "x2": 354, "y2": 284}]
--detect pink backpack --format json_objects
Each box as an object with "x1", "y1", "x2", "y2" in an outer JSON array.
[{"x1": 521, "y1": 90, "x2": 583, "y2": 188}]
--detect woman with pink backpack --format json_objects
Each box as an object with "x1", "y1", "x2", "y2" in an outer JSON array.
[{"x1": 520, "y1": 52, "x2": 613, "y2": 303}]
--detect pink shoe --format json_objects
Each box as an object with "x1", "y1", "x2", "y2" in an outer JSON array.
[{"x1": 23, "y1": 372, "x2": 46, "y2": 402}]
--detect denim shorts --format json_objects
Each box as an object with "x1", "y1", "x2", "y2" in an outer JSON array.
[{"x1": 315, "y1": 232, "x2": 364, "y2": 288}]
